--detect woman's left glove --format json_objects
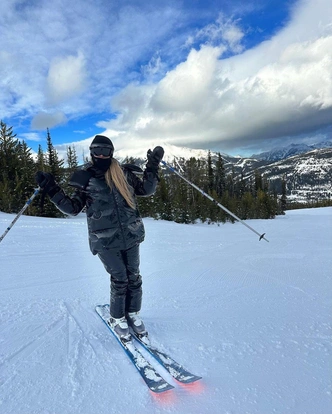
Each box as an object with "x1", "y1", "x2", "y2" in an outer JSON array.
[
  {"x1": 146, "y1": 146, "x2": 164, "y2": 171},
  {"x1": 35, "y1": 171, "x2": 58, "y2": 196}
]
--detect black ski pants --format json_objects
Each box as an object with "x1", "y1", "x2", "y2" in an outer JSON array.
[{"x1": 97, "y1": 243, "x2": 142, "y2": 319}]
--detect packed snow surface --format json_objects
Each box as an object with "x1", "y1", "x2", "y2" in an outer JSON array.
[{"x1": 0, "y1": 208, "x2": 331, "y2": 414}]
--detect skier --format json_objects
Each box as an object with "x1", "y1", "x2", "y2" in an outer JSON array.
[{"x1": 35, "y1": 135, "x2": 164, "y2": 339}]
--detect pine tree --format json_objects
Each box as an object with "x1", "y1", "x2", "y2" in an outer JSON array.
[
  {"x1": 281, "y1": 175, "x2": 287, "y2": 213},
  {"x1": 172, "y1": 171, "x2": 190, "y2": 223},
  {"x1": 46, "y1": 129, "x2": 64, "y2": 180},
  {"x1": 253, "y1": 170, "x2": 263, "y2": 197},
  {"x1": 226, "y1": 167, "x2": 235, "y2": 198},
  {"x1": 66, "y1": 145, "x2": 79, "y2": 172},
  {"x1": 0, "y1": 120, "x2": 18, "y2": 178},
  {"x1": 60, "y1": 145, "x2": 80, "y2": 196},
  {"x1": 0, "y1": 121, "x2": 38, "y2": 214},
  {"x1": 0, "y1": 121, "x2": 20, "y2": 212},
  {"x1": 215, "y1": 153, "x2": 226, "y2": 197},
  {"x1": 42, "y1": 129, "x2": 65, "y2": 217},
  {"x1": 36, "y1": 145, "x2": 46, "y2": 171},
  {"x1": 207, "y1": 150, "x2": 214, "y2": 192},
  {"x1": 16, "y1": 141, "x2": 38, "y2": 215},
  {"x1": 156, "y1": 170, "x2": 173, "y2": 221},
  {"x1": 239, "y1": 191, "x2": 255, "y2": 220}
]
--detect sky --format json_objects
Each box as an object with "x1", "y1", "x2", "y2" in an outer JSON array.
[{"x1": 1, "y1": 0, "x2": 332, "y2": 160}]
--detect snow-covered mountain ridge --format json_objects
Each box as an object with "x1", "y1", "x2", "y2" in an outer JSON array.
[
  {"x1": 220, "y1": 147, "x2": 332, "y2": 203},
  {"x1": 114, "y1": 142, "x2": 227, "y2": 163},
  {"x1": 115, "y1": 141, "x2": 332, "y2": 203},
  {"x1": 251, "y1": 141, "x2": 332, "y2": 162},
  {"x1": 255, "y1": 147, "x2": 332, "y2": 202},
  {"x1": 114, "y1": 140, "x2": 332, "y2": 164}
]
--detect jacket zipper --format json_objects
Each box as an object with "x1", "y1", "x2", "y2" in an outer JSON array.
[{"x1": 111, "y1": 189, "x2": 127, "y2": 249}]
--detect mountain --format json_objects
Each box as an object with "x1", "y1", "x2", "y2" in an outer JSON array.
[
  {"x1": 253, "y1": 147, "x2": 332, "y2": 202},
  {"x1": 252, "y1": 141, "x2": 332, "y2": 162},
  {"x1": 115, "y1": 142, "x2": 227, "y2": 163},
  {"x1": 114, "y1": 141, "x2": 332, "y2": 204},
  {"x1": 218, "y1": 147, "x2": 332, "y2": 203}
]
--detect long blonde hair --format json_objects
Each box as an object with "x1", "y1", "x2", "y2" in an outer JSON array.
[{"x1": 105, "y1": 159, "x2": 136, "y2": 209}]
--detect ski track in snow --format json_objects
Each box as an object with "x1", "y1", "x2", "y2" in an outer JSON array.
[{"x1": 0, "y1": 208, "x2": 331, "y2": 413}]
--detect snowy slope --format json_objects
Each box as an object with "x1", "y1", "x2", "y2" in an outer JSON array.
[{"x1": 0, "y1": 208, "x2": 331, "y2": 414}]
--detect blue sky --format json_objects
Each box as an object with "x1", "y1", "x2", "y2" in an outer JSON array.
[{"x1": 1, "y1": 0, "x2": 331, "y2": 159}]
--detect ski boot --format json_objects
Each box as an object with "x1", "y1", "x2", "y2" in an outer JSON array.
[
  {"x1": 108, "y1": 316, "x2": 130, "y2": 340},
  {"x1": 127, "y1": 312, "x2": 147, "y2": 336}
]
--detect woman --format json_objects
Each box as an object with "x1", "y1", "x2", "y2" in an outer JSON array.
[{"x1": 35, "y1": 135, "x2": 164, "y2": 339}]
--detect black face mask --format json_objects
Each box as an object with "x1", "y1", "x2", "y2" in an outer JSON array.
[{"x1": 92, "y1": 156, "x2": 112, "y2": 172}]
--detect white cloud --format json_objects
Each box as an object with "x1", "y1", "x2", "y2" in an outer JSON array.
[
  {"x1": 31, "y1": 112, "x2": 67, "y2": 130},
  {"x1": 19, "y1": 132, "x2": 43, "y2": 142},
  {"x1": 46, "y1": 52, "x2": 86, "y2": 104},
  {"x1": 0, "y1": 0, "x2": 186, "y2": 121},
  {"x1": 194, "y1": 14, "x2": 245, "y2": 53},
  {"x1": 141, "y1": 54, "x2": 165, "y2": 80},
  {"x1": 99, "y1": 0, "x2": 332, "y2": 153}
]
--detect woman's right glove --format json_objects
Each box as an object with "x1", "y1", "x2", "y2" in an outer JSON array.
[
  {"x1": 35, "y1": 171, "x2": 59, "y2": 196},
  {"x1": 146, "y1": 146, "x2": 164, "y2": 172}
]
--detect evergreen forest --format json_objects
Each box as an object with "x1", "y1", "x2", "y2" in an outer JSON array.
[{"x1": 0, "y1": 121, "x2": 284, "y2": 223}]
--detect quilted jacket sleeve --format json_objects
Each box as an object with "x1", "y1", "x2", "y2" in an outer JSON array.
[
  {"x1": 128, "y1": 170, "x2": 158, "y2": 197},
  {"x1": 50, "y1": 188, "x2": 87, "y2": 216}
]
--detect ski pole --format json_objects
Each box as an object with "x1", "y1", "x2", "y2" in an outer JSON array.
[
  {"x1": 161, "y1": 160, "x2": 269, "y2": 242},
  {"x1": 0, "y1": 187, "x2": 40, "y2": 244}
]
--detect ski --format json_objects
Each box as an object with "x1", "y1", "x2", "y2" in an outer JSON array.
[
  {"x1": 131, "y1": 330, "x2": 202, "y2": 384},
  {"x1": 96, "y1": 305, "x2": 174, "y2": 393}
]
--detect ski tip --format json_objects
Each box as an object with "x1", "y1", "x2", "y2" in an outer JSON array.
[
  {"x1": 151, "y1": 383, "x2": 175, "y2": 393},
  {"x1": 95, "y1": 304, "x2": 108, "y2": 310},
  {"x1": 177, "y1": 375, "x2": 202, "y2": 384}
]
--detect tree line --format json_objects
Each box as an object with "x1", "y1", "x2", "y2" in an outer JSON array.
[
  {"x1": 137, "y1": 152, "x2": 284, "y2": 223},
  {"x1": 0, "y1": 120, "x2": 284, "y2": 222}
]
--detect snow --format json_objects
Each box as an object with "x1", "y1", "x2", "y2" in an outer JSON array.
[
  {"x1": 0, "y1": 207, "x2": 331, "y2": 414},
  {"x1": 113, "y1": 142, "x2": 217, "y2": 164}
]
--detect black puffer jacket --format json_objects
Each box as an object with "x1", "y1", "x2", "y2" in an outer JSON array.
[{"x1": 50, "y1": 163, "x2": 158, "y2": 254}]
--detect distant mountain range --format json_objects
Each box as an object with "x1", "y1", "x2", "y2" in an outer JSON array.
[
  {"x1": 117, "y1": 141, "x2": 332, "y2": 204},
  {"x1": 115, "y1": 142, "x2": 225, "y2": 163},
  {"x1": 223, "y1": 147, "x2": 332, "y2": 203},
  {"x1": 221, "y1": 142, "x2": 332, "y2": 203},
  {"x1": 251, "y1": 141, "x2": 332, "y2": 162}
]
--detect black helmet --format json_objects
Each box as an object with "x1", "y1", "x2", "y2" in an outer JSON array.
[{"x1": 89, "y1": 135, "x2": 114, "y2": 158}]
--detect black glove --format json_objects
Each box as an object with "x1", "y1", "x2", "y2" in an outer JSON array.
[
  {"x1": 146, "y1": 146, "x2": 164, "y2": 171},
  {"x1": 35, "y1": 171, "x2": 58, "y2": 196}
]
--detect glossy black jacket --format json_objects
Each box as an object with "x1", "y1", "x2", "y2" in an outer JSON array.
[{"x1": 50, "y1": 163, "x2": 158, "y2": 254}]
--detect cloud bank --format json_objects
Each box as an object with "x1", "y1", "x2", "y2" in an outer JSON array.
[
  {"x1": 102, "y1": 0, "x2": 332, "y2": 153},
  {"x1": 1, "y1": 0, "x2": 331, "y2": 155}
]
